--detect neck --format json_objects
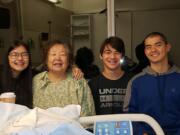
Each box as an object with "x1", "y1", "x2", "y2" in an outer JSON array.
[
  {"x1": 102, "y1": 67, "x2": 124, "y2": 80},
  {"x1": 48, "y1": 71, "x2": 67, "y2": 82},
  {"x1": 150, "y1": 60, "x2": 170, "y2": 73}
]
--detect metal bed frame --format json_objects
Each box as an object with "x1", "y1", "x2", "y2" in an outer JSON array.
[{"x1": 79, "y1": 114, "x2": 165, "y2": 135}]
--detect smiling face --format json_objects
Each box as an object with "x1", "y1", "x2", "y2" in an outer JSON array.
[
  {"x1": 47, "y1": 44, "x2": 69, "y2": 74},
  {"x1": 101, "y1": 44, "x2": 122, "y2": 71},
  {"x1": 144, "y1": 35, "x2": 171, "y2": 65},
  {"x1": 8, "y1": 45, "x2": 29, "y2": 76}
]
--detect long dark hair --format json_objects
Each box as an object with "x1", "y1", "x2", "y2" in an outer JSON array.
[{"x1": 1, "y1": 40, "x2": 33, "y2": 108}]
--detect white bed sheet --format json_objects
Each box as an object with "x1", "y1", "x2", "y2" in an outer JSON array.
[{"x1": 0, "y1": 103, "x2": 94, "y2": 135}]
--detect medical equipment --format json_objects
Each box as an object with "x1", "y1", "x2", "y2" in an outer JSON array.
[{"x1": 79, "y1": 114, "x2": 165, "y2": 135}]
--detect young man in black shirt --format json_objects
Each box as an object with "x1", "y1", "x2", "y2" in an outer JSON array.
[{"x1": 88, "y1": 36, "x2": 133, "y2": 115}]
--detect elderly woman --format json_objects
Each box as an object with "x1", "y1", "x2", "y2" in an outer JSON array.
[{"x1": 33, "y1": 40, "x2": 95, "y2": 116}]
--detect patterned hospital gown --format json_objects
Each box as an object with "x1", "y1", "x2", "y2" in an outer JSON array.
[{"x1": 33, "y1": 71, "x2": 95, "y2": 116}]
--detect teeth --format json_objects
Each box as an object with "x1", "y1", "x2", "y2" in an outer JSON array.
[
  {"x1": 108, "y1": 61, "x2": 117, "y2": 64},
  {"x1": 14, "y1": 63, "x2": 24, "y2": 65},
  {"x1": 151, "y1": 54, "x2": 159, "y2": 57},
  {"x1": 54, "y1": 63, "x2": 62, "y2": 66}
]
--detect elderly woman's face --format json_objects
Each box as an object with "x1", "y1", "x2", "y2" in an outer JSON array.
[{"x1": 47, "y1": 44, "x2": 69, "y2": 73}]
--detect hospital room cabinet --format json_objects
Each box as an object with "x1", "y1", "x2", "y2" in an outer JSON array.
[{"x1": 70, "y1": 14, "x2": 92, "y2": 54}]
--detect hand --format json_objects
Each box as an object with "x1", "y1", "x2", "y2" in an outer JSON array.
[{"x1": 72, "y1": 65, "x2": 84, "y2": 80}]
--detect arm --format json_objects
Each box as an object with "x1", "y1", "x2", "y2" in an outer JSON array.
[
  {"x1": 77, "y1": 79, "x2": 95, "y2": 116},
  {"x1": 124, "y1": 80, "x2": 144, "y2": 135},
  {"x1": 123, "y1": 80, "x2": 133, "y2": 112},
  {"x1": 128, "y1": 84, "x2": 139, "y2": 113},
  {"x1": 32, "y1": 72, "x2": 47, "y2": 108},
  {"x1": 72, "y1": 65, "x2": 84, "y2": 80},
  {"x1": 32, "y1": 75, "x2": 38, "y2": 108},
  {"x1": 176, "y1": 107, "x2": 180, "y2": 135}
]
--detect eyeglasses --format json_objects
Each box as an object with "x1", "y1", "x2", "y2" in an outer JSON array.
[{"x1": 9, "y1": 52, "x2": 29, "y2": 59}]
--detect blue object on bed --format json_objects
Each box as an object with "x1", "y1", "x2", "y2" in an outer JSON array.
[{"x1": 52, "y1": 123, "x2": 94, "y2": 135}]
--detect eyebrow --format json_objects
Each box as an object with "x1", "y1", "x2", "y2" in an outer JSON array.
[
  {"x1": 145, "y1": 41, "x2": 163, "y2": 46},
  {"x1": 155, "y1": 41, "x2": 163, "y2": 44},
  {"x1": 10, "y1": 51, "x2": 28, "y2": 54},
  {"x1": 104, "y1": 48, "x2": 111, "y2": 51},
  {"x1": 49, "y1": 50, "x2": 67, "y2": 54}
]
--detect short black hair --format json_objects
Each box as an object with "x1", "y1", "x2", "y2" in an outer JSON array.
[
  {"x1": 75, "y1": 47, "x2": 94, "y2": 68},
  {"x1": 143, "y1": 32, "x2": 168, "y2": 44},
  {"x1": 100, "y1": 36, "x2": 125, "y2": 56}
]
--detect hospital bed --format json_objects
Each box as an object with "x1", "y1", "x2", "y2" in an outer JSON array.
[
  {"x1": 79, "y1": 114, "x2": 165, "y2": 135},
  {"x1": 0, "y1": 103, "x2": 165, "y2": 135}
]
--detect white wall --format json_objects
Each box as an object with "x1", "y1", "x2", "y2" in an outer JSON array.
[
  {"x1": 56, "y1": 0, "x2": 106, "y2": 13},
  {"x1": 56, "y1": 0, "x2": 73, "y2": 10},
  {"x1": 92, "y1": 14, "x2": 107, "y2": 69},
  {"x1": 115, "y1": 12, "x2": 132, "y2": 58},
  {"x1": 72, "y1": 0, "x2": 106, "y2": 13},
  {"x1": 115, "y1": 0, "x2": 180, "y2": 11}
]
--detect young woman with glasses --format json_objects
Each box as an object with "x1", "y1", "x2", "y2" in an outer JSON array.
[{"x1": 0, "y1": 40, "x2": 33, "y2": 108}]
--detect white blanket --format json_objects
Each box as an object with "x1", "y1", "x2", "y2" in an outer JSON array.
[{"x1": 0, "y1": 103, "x2": 94, "y2": 135}]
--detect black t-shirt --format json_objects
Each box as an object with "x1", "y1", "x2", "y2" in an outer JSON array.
[{"x1": 88, "y1": 73, "x2": 133, "y2": 115}]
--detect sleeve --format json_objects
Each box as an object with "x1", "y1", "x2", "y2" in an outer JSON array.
[
  {"x1": 77, "y1": 79, "x2": 95, "y2": 116},
  {"x1": 176, "y1": 108, "x2": 180, "y2": 135},
  {"x1": 32, "y1": 75, "x2": 38, "y2": 108},
  {"x1": 123, "y1": 79, "x2": 144, "y2": 135},
  {"x1": 32, "y1": 74, "x2": 44, "y2": 108},
  {"x1": 123, "y1": 80, "x2": 133, "y2": 112},
  {"x1": 128, "y1": 83, "x2": 139, "y2": 113},
  {"x1": 88, "y1": 79, "x2": 96, "y2": 98}
]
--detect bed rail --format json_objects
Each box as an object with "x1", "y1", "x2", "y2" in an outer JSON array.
[{"x1": 79, "y1": 114, "x2": 165, "y2": 135}]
